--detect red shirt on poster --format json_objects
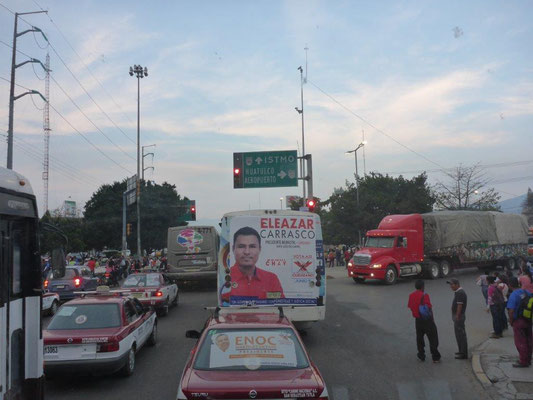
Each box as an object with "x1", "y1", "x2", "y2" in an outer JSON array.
[{"x1": 229, "y1": 264, "x2": 285, "y2": 299}]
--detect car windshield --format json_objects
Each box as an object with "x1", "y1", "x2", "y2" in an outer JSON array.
[
  {"x1": 122, "y1": 273, "x2": 160, "y2": 288},
  {"x1": 365, "y1": 237, "x2": 395, "y2": 248},
  {"x1": 49, "y1": 269, "x2": 77, "y2": 280},
  {"x1": 194, "y1": 328, "x2": 309, "y2": 371},
  {"x1": 47, "y1": 303, "x2": 121, "y2": 330}
]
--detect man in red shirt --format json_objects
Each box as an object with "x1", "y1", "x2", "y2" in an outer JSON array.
[
  {"x1": 407, "y1": 279, "x2": 441, "y2": 363},
  {"x1": 87, "y1": 257, "x2": 96, "y2": 273},
  {"x1": 229, "y1": 226, "x2": 284, "y2": 300}
]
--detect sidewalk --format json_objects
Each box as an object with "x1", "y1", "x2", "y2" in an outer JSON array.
[{"x1": 473, "y1": 334, "x2": 533, "y2": 400}]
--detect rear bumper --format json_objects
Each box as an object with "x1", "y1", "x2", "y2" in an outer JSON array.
[
  {"x1": 165, "y1": 270, "x2": 216, "y2": 281},
  {"x1": 347, "y1": 266, "x2": 386, "y2": 280},
  {"x1": 44, "y1": 352, "x2": 129, "y2": 376},
  {"x1": 137, "y1": 298, "x2": 166, "y2": 309}
]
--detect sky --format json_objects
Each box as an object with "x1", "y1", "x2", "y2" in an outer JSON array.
[{"x1": 0, "y1": 0, "x2": 532, "y2": 222}]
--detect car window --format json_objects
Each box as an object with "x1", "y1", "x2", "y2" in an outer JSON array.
[
  {"x1": 194, "y1": 328, "x2": 309, "y2": 371},
  {"x1": 124, "y1": 300, "x2": 138, "y2": 323},
  {"x1": 47, "y1": 303, "x2": 121, "y2": 330},
  {"x1": 80, "y1": 268, "x2": 91, "y2": 277},
  {"x1": 50, "y1": 269, "x2": 77, "y2": 280}
]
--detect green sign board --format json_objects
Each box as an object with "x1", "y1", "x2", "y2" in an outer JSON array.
[{"x1": 233, "y1": 150, "x2": 298, "y2": 188}]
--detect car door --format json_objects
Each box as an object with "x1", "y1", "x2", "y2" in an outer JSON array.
[
  {"x1": 132, "y1": 298, "x2": 153, "y2": 343},
  {"x1": 163, "y1": 275, "x2": 177, "y2": 301}
]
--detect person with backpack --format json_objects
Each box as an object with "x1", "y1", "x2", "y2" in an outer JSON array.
[
  {"x1": 506, "y1": 277, "x2": 532, "y2": 368},
  {"x1": 407, "y1": 279, "x2": 441, "y2": 363},
  {"x1": 487, "y1": 276, "x2": 505, "y2": 338}
]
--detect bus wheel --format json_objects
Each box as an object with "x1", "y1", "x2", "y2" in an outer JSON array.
[{"x1": 384, "y1": 266, "x2": 397, "y2": 285}]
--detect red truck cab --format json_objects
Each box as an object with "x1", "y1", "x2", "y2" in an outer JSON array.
[{"x1": 347, "y1": 214, "x2": 425, "y2": 284}]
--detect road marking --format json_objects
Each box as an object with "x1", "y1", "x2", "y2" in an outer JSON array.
[{"x1": 332, "y1": 385, "x2": 349, "y2": 400}]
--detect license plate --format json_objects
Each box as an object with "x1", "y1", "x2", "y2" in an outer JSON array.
[
  {"x1": 44, "y1": 346, "x2": 58, "y2": 354},
  {"x1": 55, "y1": 285, "x2": 65, "y2": 289},
  {"x1": 191, "y1": 260, "x2": 206, "y2": 265},
  {"x1": 132, "y1": 292, "x2": 144, "y2": 298}
]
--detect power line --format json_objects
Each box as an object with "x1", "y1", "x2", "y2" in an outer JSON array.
[
  {"x1": 33, "y1": 0, "x2": 139, "y2": 140},
  {"x1": 50, "y1": 75, "x2": 136, "y2": 161},
  {"x1": 307, "y1": 79, "x2": 448, "y2": 172},
  {"x1": 381, "y1": 159, "x2": 533, "y2": 176},
  {"x1": 48, "y1": 102, "x2": 133, "y2": 174}
]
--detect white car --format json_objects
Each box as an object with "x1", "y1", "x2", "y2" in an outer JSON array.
[
  {"x1": 42, "y1": 292, "x2": 60, "y2": 316},
  {"x1": 121, "y1": 272, "x2": 179, "y2": 316},
  {"x1": 43, "y1": 292, "x2": 157, "y2": 377}
]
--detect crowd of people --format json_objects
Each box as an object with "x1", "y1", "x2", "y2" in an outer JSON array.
[{"x1": 325, "y1": 245, "x2": 360, "y2": 268}]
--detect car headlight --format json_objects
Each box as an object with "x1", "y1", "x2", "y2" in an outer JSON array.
[
  {"x1": 371, "y1": 263, "x2": 382, "y2": 268},
  {"x1": 348, "y1": 262, "x2": 353, "y2": 267}
]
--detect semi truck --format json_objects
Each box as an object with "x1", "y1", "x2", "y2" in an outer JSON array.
[{"x1": 347, "y1": 211, "x2": 528, "y2": 285}]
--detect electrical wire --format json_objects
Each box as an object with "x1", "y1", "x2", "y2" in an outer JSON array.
[
  {"x1": 50, "y1": 75, "x2": 136, "y2": 161},
  {"x1": 308, "y1": 79, "x2": 450, "y2": 172},
  {"x1": 32, "y1": 0, "x2": 140, "y2": 141},
  {"x1": 32, "y1": 28, "x2": 49, "y2": 49},
  {"x1": 48, "y1": 102, "x2": 133, "y2": 174},
  {"x1": 31, "y1": 60, "x2": 46, "y2": 80},
  {"x1": 29, "y1": 92, "x2": 44, "y2": 110}
]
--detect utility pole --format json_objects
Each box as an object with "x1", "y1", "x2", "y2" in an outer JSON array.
[
  {"x1": 43, "y1": 53, "x2": 51, "y2": 212},
  {"x1": 142, "y1": 144, "x2": 155, "y2": 180},
  {"x1": 295, "y1": 66, "x2": 306, "y2": 202},
  {"x1": 129, "y1": 64, "x2": 148, "y2": 258},
  {"x1": 346, "y1": 141, "x2": 367, "y2": 245},
  {"x1": 7, "y1": 10, "x2": 48, "y2": 169}
]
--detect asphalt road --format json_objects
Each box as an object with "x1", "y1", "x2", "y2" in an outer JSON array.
[{"x1": 45, "y1": 267, "x2": 504, "y2": 400}]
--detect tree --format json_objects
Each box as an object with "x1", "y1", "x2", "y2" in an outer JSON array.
[
  {"x1": 433, "y1": 163, "x2": 500, "y2": 211},
  {"x1": 84, "y1": 180, "x2": 189, "y2": 252},
  {"x1": 522, "y1": 188, "x2": 533, "y2": 225},
  {"x1": 321, "y1": 173, "x2": 435, "y2": 244},
  {"x1": 40, "y1": 210, "x2": 86, "y2": 254}
]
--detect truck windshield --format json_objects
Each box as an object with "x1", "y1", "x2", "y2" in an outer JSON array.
[{"x1": 366, "y1": 237, "x2": 395, "y2": 248}]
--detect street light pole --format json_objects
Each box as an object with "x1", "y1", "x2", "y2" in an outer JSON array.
[
  {"x1": 295, "y1": 66, "x2": 306, "y2": 202},
  {"x1": 346, "y1": 141, "x2": 367, "y2": 245},
  {"x1": 129, "y1": 64, "x2": 148, "y2": 258}
]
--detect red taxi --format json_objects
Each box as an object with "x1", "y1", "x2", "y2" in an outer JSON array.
[
  {"x1": 121, "y1": 272, "x2": 179, "y2": 316},
  {"x1": 177, "y1": 309, "x2": 328, "y2": 400},
  {"x1": 43, "y1": 289, "x2": 157, "y2": 377}
]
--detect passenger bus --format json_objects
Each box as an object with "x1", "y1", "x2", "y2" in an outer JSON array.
[
  {"x1": 0, "y1": 167, "x2": 44, "y2": 399},
  {"x1": 166, "y1": 226, "x2": 219, "y2": 282}
]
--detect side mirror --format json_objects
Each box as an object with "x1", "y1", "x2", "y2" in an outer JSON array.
[
  {"x1": 185, "y1": 330, "x2": 201, "y2": 339},
  {"x1": 51, "y1": 248, "x2": 66, "y2": 279}
]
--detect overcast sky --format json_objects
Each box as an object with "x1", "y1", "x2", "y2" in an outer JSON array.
[{"x1": 0, "y1": 0, "x2": 531, "y2": 221}]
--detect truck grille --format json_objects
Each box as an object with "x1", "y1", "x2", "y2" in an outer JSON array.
[{"x1": 353, "y1": 254, "x2": 371, "y2": 266}]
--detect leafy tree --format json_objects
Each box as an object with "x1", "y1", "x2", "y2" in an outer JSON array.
[
  {"x1": 84, "y1": 180, "x2": 189, "y2": 252},
  {"x1": 40, "y1": 210, "x2": 86, "y2": 254},
  {"x1": 321, "y1": 173, "x2": 435, "y2": 244},
  {"x1": 522, "y1": 188, "x2": 533, "y2": 225},
  {"x1": 433, "y1": 163, "x2": 500, "y2": 211}
]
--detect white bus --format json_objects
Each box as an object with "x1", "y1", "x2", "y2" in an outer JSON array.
[
  {"x1": 166, "y1": 226, "x2": 220, "y2": 282},
  {"x1": 0, "y1": 167, "x2": 44, "y2": 399}
]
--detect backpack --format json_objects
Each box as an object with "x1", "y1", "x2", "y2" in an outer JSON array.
[
  {"x1": 517, "y1": 291, "x2": 533, "y2": 320},
  {"x1": 491, "y1": 286, "x2": 505, "y2": 305},
  {"x1": 419, "y1": 294, "x2": 433, "y2": 320}
]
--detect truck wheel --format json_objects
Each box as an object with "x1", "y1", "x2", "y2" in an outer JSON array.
[
  {"x1": 384, "y1": 266, "x2": 397, "y2": 285},
  {"x1": 506, "y1": 258, "x2": 517, "y2": 271},
  {"x1": 426, "y1": 262, "x2": 440, "y2": 279},
  {"x1": 439, "y1": 260, "x2": 452, "y2": 278},
  {"x1": 352, "y1": 277, "x2": 365, "y2": 284}
]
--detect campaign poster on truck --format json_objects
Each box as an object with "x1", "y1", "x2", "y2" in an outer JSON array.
[{"x1": 218, "y1": 211, "x2": 326, "y2": 306}]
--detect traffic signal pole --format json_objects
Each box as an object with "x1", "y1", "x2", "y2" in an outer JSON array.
[{"x1": 122, "y1": 191, "x2": 127, "y2": 253}]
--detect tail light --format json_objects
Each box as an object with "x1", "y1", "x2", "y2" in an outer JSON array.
[
  {"x1": 155, "y1": 290, "x2": 163, "y2": 297},
  {"x1": 105, "y1": 273, "x2": 110, "y2": 278},
  {"x1": 44, "y1": 280, "x2": 49, "y2": 289},
  {"x1": 74, "y1": 278, "x2": 81, "y2": 288},
  {"x1": 96, "y1": 341, "x2": 120, "y2": 353}
]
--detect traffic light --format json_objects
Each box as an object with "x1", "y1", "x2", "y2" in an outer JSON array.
[
  {"x1": 306, "y1": 198, "x2": 316, "y2": 212},
  {"x1": 233, "y1": 153, "x2": 243, "y2": 188},
  {"x1": 190, "y1": 200, "x2": 196, "y2": 221},
  {"x1": 126, "y1": 223, "x2": 132, "y2": 236}
]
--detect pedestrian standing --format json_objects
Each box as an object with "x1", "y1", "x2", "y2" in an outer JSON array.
[
  {"x1": 487, "y1": 276, "x2": 505, "y2": 338},
  {"x1": 476, "y1": 270, "x2": 489, "y2": 305},
  {"x1": 327, "y1": 250, "x2": 335, "y2": 268},
  {"x1": 447, "y1": 278, "x2": 468, "y2": 359},
  {"x1": 519, "y1": 265, "x2": 533, "y2": 293},
  {"x1": 506, "y1": 277, "x2": 532, "y2": 368},
  {"x1": 407, "y1": 280, "x2": 441, "y2": 363}
]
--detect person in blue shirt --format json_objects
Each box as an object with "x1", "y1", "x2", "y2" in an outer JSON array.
[{"x1": 506, "y1": 277, "x2": 532, "y2": 368}]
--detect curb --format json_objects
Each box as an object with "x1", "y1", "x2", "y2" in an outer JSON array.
[{"x1": 472, "y1": 340, "x2": 493, "y2": 387}]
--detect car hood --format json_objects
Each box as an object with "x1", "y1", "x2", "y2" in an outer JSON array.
[{"x1": 183, "y1": 367, "x2": 324, "y2": 399}]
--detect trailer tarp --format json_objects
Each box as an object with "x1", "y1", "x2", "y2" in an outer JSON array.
[{"x1": 422, "y1": 211, "x2": 528, "y2": 252}]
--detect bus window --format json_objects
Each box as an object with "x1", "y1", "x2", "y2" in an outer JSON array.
[{"x1": 12, "y1": 235, "x2": 21, "y2": 295}]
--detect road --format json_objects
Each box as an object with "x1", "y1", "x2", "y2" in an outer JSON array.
[{"x1": 45, "y1": 267, "x2": 504, "y2": 400}]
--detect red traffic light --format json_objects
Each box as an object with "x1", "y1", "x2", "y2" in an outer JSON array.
[
  {"x1": 234, "y1": 168, "x2": 240, "y2": 175},
  {"x1": 306, "y1": 199, "x2": 316, "y2": 212},
  {"x1": 191, "y1": 206, "x2": 196, "y2": 212}
]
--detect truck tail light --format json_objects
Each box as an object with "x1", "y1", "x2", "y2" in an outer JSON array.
[
  {"x1": 97, "y1": 341, "x2": 119, "y2": 353},
  {"x1": 44, "y1": 280, "x2": 49, "y2": 289},
  {"x1": 74, "y1": 278, "x2": 81, "y2": 288}
]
